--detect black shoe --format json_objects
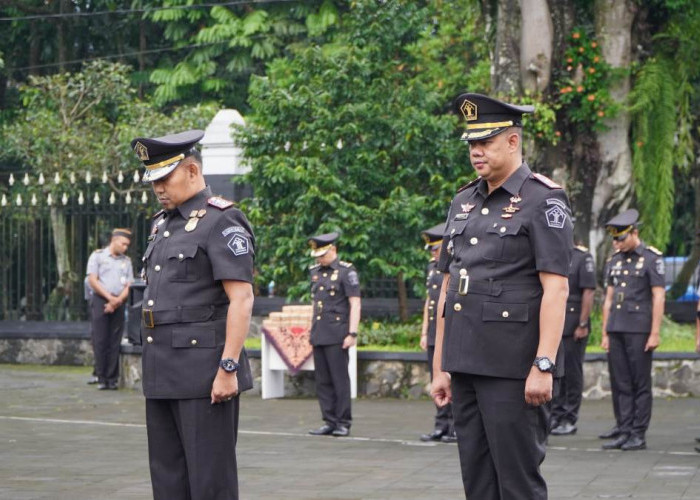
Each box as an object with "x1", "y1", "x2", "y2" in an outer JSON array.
[
  {"x1": 598, "y1": 426, "x2": 621, "y2": 439},
  {"x1": 332, "y1": 426, "x2": 350, "y2": 437},
  {"x1": 87, "y1": 376, "x2": 99, "y2": 385},
  {"x1": 440, "y1": 432, "x2": 457, "y2": 444},
  {"x1": 621, "y1": 435, "x2": 646, "y2": 451},
  {"x1": 551, "y1": 422, "x2": 577, "y2": 436},
  {"x1": 309, "y1": 424, "x2": 335, "y2": 436},
  {"x1": 420, "y1": 429, "x2": 445, "y2": 442},
  {"x1": 602, "y1": 434, "x2": 630, "y2": 450},
  {"x1": 97, "y1": 383, "x2": 109, "y2": 390},
  {"x1": 106, "y1": 382, "x2": 118, "y2": 390}
]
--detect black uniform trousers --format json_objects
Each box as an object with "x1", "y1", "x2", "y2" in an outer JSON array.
[
  {"x1": 90, "y1": 296, "x2": 125, "y2": 385},
  {"x1": 552, "y1": 336, "x2": 587, "y2": 425},
  {"x1": 427, "y1": 345, "x2": 453, "y2": 432},
  {"x1": 146, "y1": 397, "x2": 240, "y2": 500},
  {"x1": 313, "y1": 343, "x2": 352, "y2": 428},
  {"x1": 608, "y1": 332, "x2": 653, "y2": 437},
  {"x1": 452, "y1": 372, "x2": 549, "y2": 500}
]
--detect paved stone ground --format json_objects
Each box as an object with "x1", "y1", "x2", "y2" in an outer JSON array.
[{"x1": 0, "y1": 364, "x2": 699, "y2": 500}]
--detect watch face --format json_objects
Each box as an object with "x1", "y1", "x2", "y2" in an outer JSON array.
[
  {"x1": 221, "y1": 359, "x2": 238, "y2": 372},
  {"x1": 537, "y1": 358, "x2": 553, "y2": 371}
]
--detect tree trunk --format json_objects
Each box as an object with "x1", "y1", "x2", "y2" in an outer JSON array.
[
  {"x1": 492, "y1": 0, "x2": 522, "y2": 95},
  {"x1": 669, "y1": 170, "x2": 700, "y2": 298},
  {"x1": 396, "y1": 271, "x2": 408, "y2": 323},
  {"x1": 589, "y1": 0, "x2": 637, "y2": 265},
  {"x1": 520, "y1": 0, "x2": 552, "y2": 94},
  {"x1": 48, "y1": 207, "x2": 72, "y2": 319}
]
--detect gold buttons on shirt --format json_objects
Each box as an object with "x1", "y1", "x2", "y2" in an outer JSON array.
[
  {"x1": 569, "y1": 307, "x2": 575, "y2": 312},
  {"x1": 430, "y1": 300, "x2": 435, "y2": 305},
  {"x1": 147, "y1": 300, "x2": 154, "y2": 306},
  {"x1": 616, "y1": 304, "x2": 621, "y2": 309},
  {"x1": 330, "y1": 290, "x2": 336, "y2": 296},
  {"x1": 320, "y1": 286, "x2": 325, "y2": 291},
  {"x1": 621, "y1": 282, "x2": 627, "y2": 287},
  {"x1": 454, "y1": 303, "x2": 462, "y2": 311},
  {"x1": 316, "y1": 315, "x2": 321, "y2": 320},
  {"x1": 502, "y1": 311, "x2": 509, "y2": 318},
  {"x1": 336, "y1": 316, "x2": 341, "y2": 321},
  {"x1": 178, "y1": 253, "x2": 184, "y2": 260},
  {"x1": 317, "y1": 301, "x2": 323, "y2": 306},
  {"x1": 500, "y1": 226, "x2": 506, "y2": 233},
  {"x1": 163, "y1": 231, "x2": 170, "y2": 238},
  {"x1": 481, "y1": 207, "x2": 489, "y2": 215},
  {"x1": 191, "y1": 339, "x2": 198, "y2": 346},
  {"x1": 432, "y1": 284, "x2": 438, "y2": 289},
  {"x1": 323, "y1": 273, "x2": 328, "y2": 277},
  {"x1": 146, "y1": 336, "x2": 153, "y2": 343},
  {"x1": 470, "y1": 237, "x2": 478, "y2": 245},
  {"x1": 154, "y1": 265, "x2": 161, "y2": 272},
  {"x1": 623, "y1": 270, "x2": 629, "y2": 275}
]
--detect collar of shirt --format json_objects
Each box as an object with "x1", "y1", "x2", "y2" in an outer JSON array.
[
  {"x1": 321, "y1": 258, "x2": 340, "y2": 271},
  {"x1": 174, "y1": 186, "x2": 213, "y2": 219},
  {"x1": 476, "y1": 162, "x2": 531, "y2": 198},
  {"x1": 625, "y1": 241, "x2": 645, "y2": 258}
]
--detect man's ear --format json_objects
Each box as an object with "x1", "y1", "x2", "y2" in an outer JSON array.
[
  {"x1": 507, "y1": 129, "x2": 521, "y2": 152},
  {"x1": 187, "y1": 161, "x2": 200, "y2": 178}
]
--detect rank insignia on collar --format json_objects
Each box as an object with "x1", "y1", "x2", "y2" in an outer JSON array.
[
  {"x1": 461, "y1": 203, "x2": 475, "y2": 213},
  {"x1": 208, "y1": 196, "x2": 234, "y2": 210}
]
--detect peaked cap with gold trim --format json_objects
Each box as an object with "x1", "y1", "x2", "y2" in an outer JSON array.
[
  {"x1": 454, "y1": 93, "x2": 534, "y2": 141},
  {"x1": 131, "y1": 129, "x2": 204, "y2": 183},
  {"x1": 605, "y1": 209, "x2": 640, "y2": 238},
  {"x1": 421, "y1": 223, "x2": 445, "y2": 250},
  {"x1": 308, "y1": 231, "x2": 339, "y2": 258}
]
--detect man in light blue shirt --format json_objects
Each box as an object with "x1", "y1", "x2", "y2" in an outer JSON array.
[{"x1": 86, "y1": 228, "x2": 134, "y2": 390}]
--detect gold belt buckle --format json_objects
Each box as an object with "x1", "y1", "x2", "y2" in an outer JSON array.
[
  {"x1": 143, "y1": 309, "x2": 154, "y2": 329},
  {"x1": 616, "y1": 292, "x2": 624, "y2": 303}
]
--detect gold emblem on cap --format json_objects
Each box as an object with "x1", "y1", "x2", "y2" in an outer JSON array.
[
  {"x1": 460, "y1": 99, "x2": 477, "y2": 121},
  {"x1": 134, "y1": 141, "x2": 149, "y2": 161}
]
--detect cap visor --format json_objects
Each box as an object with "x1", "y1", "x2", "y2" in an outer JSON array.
[
  {"x1": 310, "y1": 248, "x2": 330, "y2": 258},
  {"x1": 461, "y1": 127, "x2": 508, "y2": 142},
  {"x1": 142, "y1": 161, "x2": 181, "y2": 183}
]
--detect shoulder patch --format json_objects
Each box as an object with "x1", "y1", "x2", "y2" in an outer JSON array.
[
  {"x1": 151, "y1": 209, "x2": 165, "y2": 219},
  {"x1": 309, "y1": 263, "x2": 320, "y2": 271},
  {"x1": 647, "y1": 246, "x2": 663, "y2": 256},
  {"x1": 532, "y1": 173, "x2": 562, "y2": 189},
  {"x1": 457, "y1": 176, "x2": 481, "y2": 193},
  {"x1": 339, "y1": 260, "x2": 353, "y2": 268},
  {"x1": 575, "y1": 245, "x2": 589, "y2": 252},
  {"x1": 207, "y1": 196, "x2": 235, "y2": 210}
]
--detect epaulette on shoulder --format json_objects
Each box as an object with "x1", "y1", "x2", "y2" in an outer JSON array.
[
  {"x1": 575, "y1": 245, "x2": 589, "y2": 253},
  {"x1": 151, "y1": 209, "x2": 166, "y2": 219},
  {"x1": 309, "y1": 263, "x2": 320, "y2": 271},
  {"x1": 94, "y1": 248, "x2": 104, "y2": 253},
  {"x1": 207, "y1": 196, "x2": 235, "y2": 210},
  {"x1": 531, "y1": 173, "x2": 562, "y2": 189},
  {"x1": 647, "y1": 245, "x2": 663, "y2": 256},
  {"x1": 339, "y1": 260, "x2": 353, "y2": 268},
  {"x1": 457, "y1": 177, "x2": 480, "y2": 194}
]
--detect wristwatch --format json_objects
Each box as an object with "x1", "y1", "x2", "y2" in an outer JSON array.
[
  {"x1": 219, "y1": 358, "x2": 240, "y2": 373},
  {"x1": 533, "y1": 356, "x2": 556, "y2": 373},
  {"x1": 348, "y1": 332, "x2": 358, "y2": 338},
  {"x1": 578, "y1": 320, "x2": 589, "y2": 328}
]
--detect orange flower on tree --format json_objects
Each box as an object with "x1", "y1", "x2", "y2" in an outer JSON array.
[
  {"x1": 572, "y1": 32, "x2": 581, "y2": 39},
  {"x1": 587, "y1": 94, "x2": 596, "y2": 101},
  {"x1": 577, "y1": 86, "x2": 584, "y2": 92}
]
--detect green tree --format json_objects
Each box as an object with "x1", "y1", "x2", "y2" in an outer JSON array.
[
  {"x1": 1, "y1": 61, "x2": 215, "y2": 314},
  {"x1": 147, "y1": 0, "x2": 343, "y2": 109},
  {"x1": 237, "y1": 0, "x2": 482, "y2": 317}
]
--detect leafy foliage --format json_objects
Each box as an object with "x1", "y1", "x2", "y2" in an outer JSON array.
[{"x1": 237, "y1": 0, "x2": 477, "y2": 297}]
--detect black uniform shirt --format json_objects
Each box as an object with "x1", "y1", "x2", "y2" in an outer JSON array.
[
  {"x1": 310, "y1": 258, "x2": 360, "y2": 346},
  {"x1": 437, "y1": 163, "x2": 573, "y2": 379},
  {"x1": 425, "y1": 259, "x2": 442, "y2": 346},
  {"x1": 141, "y1": 186, "x2": 255, "y2": 398},
  {"x1": 605, "y1": 242, "x2": 664, "y2": 334},
  {"x1": 563, "y1": 246, "x2": 597, "y2": 337}
]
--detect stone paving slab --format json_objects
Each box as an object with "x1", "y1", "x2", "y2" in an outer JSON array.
[{"x1": 1, "y1": 364, "x2": 699, "y2": 499}]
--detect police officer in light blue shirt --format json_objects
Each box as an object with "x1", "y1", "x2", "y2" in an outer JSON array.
[{"x1": 86, "y1": 228, "x2": 134, "y2": 390}]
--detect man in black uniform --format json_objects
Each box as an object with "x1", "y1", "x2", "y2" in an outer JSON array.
[
  {"x1": 419, "y1": 223, "x2": 456, "y2": 443},
  {"x1": 550, "y1": 240, "x2": 596, "y2": 435},
  {"x1": 307, "y1": 232, "x2": 361, "y2": 437},
  {"x1": 601, "y1": 209, "x2": 665, "y2": 451},
  {"x1": 431, "y1": 93, "x2": 573, "y2": 500},
  {"x1": 131, "y1": 130, "x2": 255, "y2": 500}
]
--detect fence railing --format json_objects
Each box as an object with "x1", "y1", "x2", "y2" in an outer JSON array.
[{"x1": 0, "y1": 191, "x2": 155, "y2": 321}]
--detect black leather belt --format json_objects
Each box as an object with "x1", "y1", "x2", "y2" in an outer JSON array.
[
  {"x1": 449, "y1": 277, "x2": 541, "y2": 297},
  {"x1": 142, "y1": 304, "x2": 229, "y2": 328}
]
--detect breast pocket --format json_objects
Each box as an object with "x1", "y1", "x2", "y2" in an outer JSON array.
[
  {"x1": 166, "y1": 244, "x2": 199, "y2": 282},
  {"x1": 483, "y1": 221, "x2": 527, "y2": 263}
]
